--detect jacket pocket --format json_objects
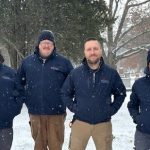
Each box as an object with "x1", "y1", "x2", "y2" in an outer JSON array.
[{"x1": 104, "y1": 104, "x2": 112, "y2": 117}]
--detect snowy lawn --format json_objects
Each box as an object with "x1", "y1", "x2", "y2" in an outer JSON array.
[{"x1": 11, "y1": 92, "x2": 135, "y2": 150}]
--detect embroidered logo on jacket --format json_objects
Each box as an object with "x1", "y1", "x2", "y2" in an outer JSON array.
[
  {"x1": 100, "y1": 78, "x2": 109, "y2": 84},
  {"x1": 50, "y1": 66, "x2": 60, "y2": 71},
  {"x1": 1, "y1": 76, "x2": 12, "y2": 80}
]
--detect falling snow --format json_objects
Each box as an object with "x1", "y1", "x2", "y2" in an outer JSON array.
[{"x1": 11, "y1": 92, "x2": 135, "y2": 150}]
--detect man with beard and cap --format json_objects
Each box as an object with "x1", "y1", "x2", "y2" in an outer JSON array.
[
  {"x1": 16, "y1": 30, "x2": 73, "y2": 150},
  {"x1": 61, "y1": 37, "x2": 126, "y2": 150},
  {"x1": 0, "y1": 52, "x2": 22, "y2": 150},
  {"x1": 128, "y1": 49, "x2": 150, "y2": 150}
]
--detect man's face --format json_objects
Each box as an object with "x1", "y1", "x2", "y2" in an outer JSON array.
[
  {"x1": 84, "y1": 40, "x2": 102, "y2": 64},
  {"x1": 39, "y1": 40, "x2": 54, "y2": 58}
]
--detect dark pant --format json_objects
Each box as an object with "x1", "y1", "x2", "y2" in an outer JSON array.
[
  {"x1": 0, "y1": 128, "x2": 13, "y2": 150},
  {"x1": 134, "y1": 130, "x2": 150, "y2": 150}
]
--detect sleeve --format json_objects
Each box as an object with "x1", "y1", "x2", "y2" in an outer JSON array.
[
  {"x1": 15, "y1": 61, "x2": 26, "y2": 104},
  {"x1": 127, "y1": 83, "x2": 140, "y2": 123},
  {"x1": 110, "y1": 70, "x2": 126, "y2": 116},
  {"x1": 66, "y1": 59, "x2": 74, "y2": 75},
  {"x1": 61, "y1": 71, "x2": 77, "y2": 113},
  {"x1": 13, "y1": 72, "x2": 23, "y2": 114}
]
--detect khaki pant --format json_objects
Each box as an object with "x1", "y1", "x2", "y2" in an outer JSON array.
[
  {"x1": 29, "y1": 114, "x2": 65, "y2": 150},
  {"x1": 69, "y1": 120, "x2": 113, "y2": 150}
]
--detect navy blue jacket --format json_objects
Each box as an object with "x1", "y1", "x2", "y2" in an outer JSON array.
[
  {"x1": 16, "y1": 48, "x2": 73, "y2": 115},
  {"x1": 0, "y1": 64, "x2": 22, "y2": 129},
  {"x1": 128, "y1": 67, "x2": 150, "y2": 134},
  {"x1": 61, "y1": 58, "x2": 126, "y2": 124}
]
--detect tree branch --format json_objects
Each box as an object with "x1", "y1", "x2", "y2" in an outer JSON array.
[
  {"x1": 2, "y1": 37, "x2": 24, "y2": 59},
  {"x1": 113, "y1": 0, "x2": 131, "y2": 44},
  {"x1": 112, "y1": 0, "x2": 120, "y2": 18},
  {"x1": 102, "y1": 37, "x2": 109, "y2": 48},
  {"x1": 118, "y1": 19, "x2": 145, "y2": 42},
  {"x1": 128, "y1": 0, "x2": 150, "y2": 8},
  {"x1": 116, "y1": 43, "x2": 150, "y2": 60},
  {"x1": 114, "y1": 30, "x2": 150, "y2": 53},
  {"x1": 109, "y1": 0, "x2": 114, "y2": 11},
  {"x1": 107, "y1": 0, "x2": 115, "y2": 51}
]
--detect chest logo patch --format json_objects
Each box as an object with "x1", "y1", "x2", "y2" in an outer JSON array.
[
  {"x1": 100, "y1": 78, "x2": 109, "y2": 84},
  {"x1": 50, "y1": 66, "x2": 60, "y2": 71}
]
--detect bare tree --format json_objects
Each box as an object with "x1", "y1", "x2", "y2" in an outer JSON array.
[{"x1": 101, "y1": 0, "x2": 150, "y2": 68}]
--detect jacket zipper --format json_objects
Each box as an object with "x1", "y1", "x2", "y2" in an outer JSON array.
[
  {"x1": 41, "y1": 59, "x2": 46, "y2": 112},
  {"x1": 91, "y1": 72, "x2": 96, "y2": 124},
  {"x1": 92, "y1": 66, "x2": 100, "y2": 84},
  {"x1": 92, "y1": 69, "x2": 100, "y2": 123},
  {"x1": 93, "y1": 72, "x2": 96, "y2": 84}
]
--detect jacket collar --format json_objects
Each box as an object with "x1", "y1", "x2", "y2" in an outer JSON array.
[
  {"x1": 34, "y1": 46, "x2": 56, "y2": 62},
  {"x1": 82, "y1": 57, "x2": 104, "y2": 72}
]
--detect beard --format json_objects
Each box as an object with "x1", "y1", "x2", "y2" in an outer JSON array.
[
  {"x1": 87, "y1": 57, "x2": 100, "y2": 65},
  {"x1": 39, "y1": 49, "x2": 53, "y2": 59}
]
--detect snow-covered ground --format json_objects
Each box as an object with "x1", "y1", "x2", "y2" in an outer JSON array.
[{"x1": 11, "y1": 92, "x2": 136, "y2": 150}]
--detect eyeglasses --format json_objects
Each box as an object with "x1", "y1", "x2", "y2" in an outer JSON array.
[{"x1": 40, "y1": 41, "x2": 53, "y2": 46}]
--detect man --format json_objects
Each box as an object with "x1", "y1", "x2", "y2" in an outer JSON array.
[
  {"x1": 0, "y1": 52, "x2": 22, "y2": 150},
  {"x1": 61, "y1": 37, "x2": 126, "y2": 150},
  {"x1": 16, "y1": 30, "x2": 73, "y2": 150},
  {"x1": 128, "y1": 50, "x2": 150, "y2": 150}
]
